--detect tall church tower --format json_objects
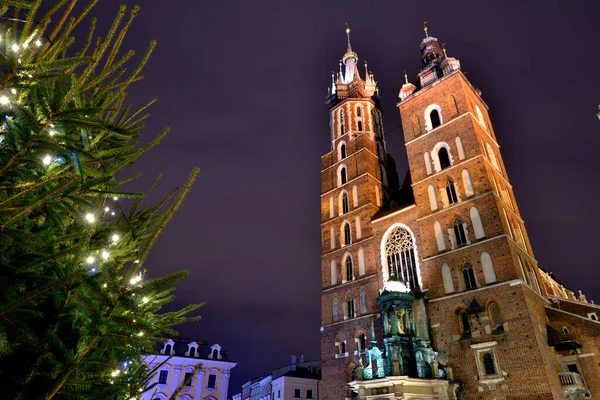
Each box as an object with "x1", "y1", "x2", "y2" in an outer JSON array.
[
  {"x1": 395, "y1": 26, "x2": 566, "y2": 399},
  {"x1": 319, "y1": 26, "x2": 401, "y2": 399},
  {"x1": 320, "y1": 24, "x2": 600, "y2": 400}
]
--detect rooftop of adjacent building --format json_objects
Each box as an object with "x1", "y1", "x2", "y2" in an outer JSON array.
[{"x1": 146, "y1": 337, "x2": 234, "y2": 362}]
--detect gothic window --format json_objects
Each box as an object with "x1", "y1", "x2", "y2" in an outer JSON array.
[
  {"x1": 360, "y1": 287, "x2": 367, "y2": 314},
  {"x1": 428, "y1": 184, "x2": 438, "y2": 211},
  {"x1": 357, "y1": 120, "x2": 363, "y2": 131},
  {"x1": 342, "y1": 222, "x2": 352, "y2": 246},
  {"x1": 442, "y1": 263, "x2": 454, "y2": 294},
  {"x1": 340, "y1": 142, "x2": 347, "y2": 159},
  {"x1": 333, "y1": 296, "x2": 339, "y2": 322},
  {"x1": 455, "y1": 136, "x2": 466, "y2": 160},
  {"x1": 345, "y1": 255, "x2": 354, "y2": 281},
  {"x1": 384, "y1": 226, "x2": 419, "y2": 289},
  {"x1": 483, "y1": 353, "x2": 496, "y2": 375},
  {"x1": 481, "y1": 251, "x2": 497, "y2": 284},
  {"x1": 486, "y1": 143, "x2": 499, "y2": 171},
  {"x1": 357, "y1": 106, "x2": 362, "y2": 117},
  {"x1": 462, "y1": 169, "x2": 474, "y2": 197},
  {"x1": 158, "y1": 370, "x2": 169, "y2": 384},
  {"x1": 340, "y1": 108, "x2": 345, "y2": 135},
  {"x1": 434, "y1": 220, "x2": 446, "y2": 252},
  {"x1": 488, "y1": 303, "x2": 503, "y2": 332},
  {"x1": 345, "y1": 293, "x2": 355, "y2": 319},
  {"x1": 330, "y1": 226, "x2": 336, "y2": 249},
  {"x1": 341, "y1": 192, "x2": 349, "y2": 214},
  {"x1": 331, "y1": 260, "x2": 337, "y2": 285},
  {"x1": 424, "y1": 152, "x2": 433, "y2": 175},
  {"x1": 412, "y1": 114, "x2": 421, "y2": 136},
  {"x1": 379, "y1": 165, "x2": 388, "y2": 186},
  {"x1": 447, "y1": 95, "x2": 459, "y2": 116},
  {"x1": 459, "y1": 311, "x2": 471, "y2": 335},
  {"x1": 446, "y1": 179, "x2": 458, "y2": 204},
  {"x1": 462, "y1": 263, "x2": 477, "y2": 290},
  {"x1": 454, "y1": 218, "x2": 467, "y2": 247},
  {"x1": 339, "y1": 166, "x2": 347, "y2": 185},
  {"x1": 430, "y1": 109, "x2": 442, "y2": 129},
  {"x1": 470, "y1": 207, "x2": 485, "y2": 239},
  {"x1": 475, "y1": 105, "x2": 487, "y2": 129},
  {"x1": 438, "y1": 147, "x2": 451, "y2": 170}
]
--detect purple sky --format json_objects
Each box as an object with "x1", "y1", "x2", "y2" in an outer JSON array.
[{"x1": 86, "y1": 0, "x2": 600, "y2": 394}]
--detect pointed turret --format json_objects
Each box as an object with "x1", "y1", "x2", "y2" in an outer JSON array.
[{"x1": 326, "y1": 25, "x2": 378, "y2": 108}]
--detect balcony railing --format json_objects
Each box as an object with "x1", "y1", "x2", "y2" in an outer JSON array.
[{"x1": 559, "y1": 372, "x2": 585, "y2": 388}]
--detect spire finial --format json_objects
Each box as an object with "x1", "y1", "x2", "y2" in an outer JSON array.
[
  {"x1": 345, "y1": 23, "x2": 352, "y2": 51},
  {"x1": 442, "y1": 43, "x2": 447, "y2": 57},
  {"x1": 404, "y1": 70, "x2": 408, "y2": 84},
  {"x1": 424, "y1": 20, "x2": 429, "y2": 37}
]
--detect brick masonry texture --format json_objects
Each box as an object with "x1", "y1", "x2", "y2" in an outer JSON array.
[{"x1": 320, "y1": 70, "x2": 600, "y2": 399}]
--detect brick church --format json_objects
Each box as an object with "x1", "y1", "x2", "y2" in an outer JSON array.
[{"x1": 319, "y1": 25, "x2": 600, "y2": 400}]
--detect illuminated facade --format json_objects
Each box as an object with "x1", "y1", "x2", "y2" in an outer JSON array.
[
  {"x1": 141, "y1": 339, "x2": 236, "y2": 400},
  {"x1": 319, "y1": 25, "x2": 600, "y2": 400}
]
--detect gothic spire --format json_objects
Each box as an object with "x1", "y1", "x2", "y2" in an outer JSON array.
[{"x1": 342, "y1": 24, "x2": 359, "y2": 83}]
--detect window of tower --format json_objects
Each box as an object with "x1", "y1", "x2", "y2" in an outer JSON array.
[
  {"x1": 483, "y1": 353, "x2": 496, "y2": 375},
  {"x1": 346, "y1": 293, "x2": 355, "y2": 319},
  {"x1": 383, "y1": 226, "x2": 420, "y2": 289},
  {"x1": 356, "y1": 332, "x2": 367, "y2": 352},
  {"x1": 344, "y1": 254, "x2": 354, "y2": 282},
  {"x1": 339, "y1": 166, "x2": 347, "y2": 186},
  {"x1": 462, "y1": 262, "x2": 477, "y2": 290},
  {"x1": 488, "y1": 303, "x2": 504, "y2": 333},
  {"x1": 438, "y1": 147, "x2": 451, "y2": 170},
  {"x1": 360, "y1": 286, "x2": 367, "y2": 313},
  {"x1": 446, "y1": 179, "x2": 458, "y2": 204},
  {"x1": 412, "y1": 114, "x2": 422, "y2": 136},
  {"x1": 459, "y1": 311, "x2": 471, "y2": 336},
  {"x1": 340, "y1": 142, "x2": 347, "y2": 160},
  {"x1": 341, "y1": 192, "x2": 349, "y2": 214},
  {"x1": 430, "y1": 109, "x2": 442, "y2": 129},
  {"x1": 357, "y1": 120, "x2": 363, "y2": 131},
  {"x1": 342, "y1": 222, "x2": 352, "y2": 246},
  {"x1": 454, "y1": 219, "x2": 468, "y2": 247},
  {"x1": 333, "y1": 296, "x2": 339, "y2": 322},
  {"x1": 356, "y1": 106, "x2": 362, "y2": 117}
]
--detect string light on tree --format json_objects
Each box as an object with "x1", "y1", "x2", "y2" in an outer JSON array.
[
  {"x1": 0, "y1": 96, "x2": 9, "y2": 105},
  {"x1": 42, "y1": 155, "x2": 52, "y2": 166},
  {"x1": 85, "y1": 213, "x2": 95, "y2": 223},
  {"x1": 86, "y1": 256, "x2": 95, "y2": 264},
  {"x1": 101, "y1": 250, "x2": 110, "y2": 260},
  {"x1": 111, "y1": 233, "x2": 120, "y2": 243}
]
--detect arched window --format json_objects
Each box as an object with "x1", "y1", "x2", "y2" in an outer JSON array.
[
  {"x1": 357, "y1": 120, "x2": 363, "y2": 131},
  {"x1": 333, "y1": 296, "x2": 339, "y2": 322},
  {"x1": 383, "y1": 226, "x2": 419, "y2": 289},
  {"x1": 442, "y1": 263, "x2": 454, "y2": 294},
  {"x1": 345, "y1": 293, "x2": 355, "y2": 319},
  {"x1": 331, "y1": 260, "x2": 337, "y2": 285},
  {"x1": 345, "y1": 255, "x2": 354, "y2": 282},
  {"x1": 340, "y1": 108, "x2": 345, "y2": 135},
  {"x1": 475, "y1": 105, "x2": 487, "y2": 129},
  {"x1": 447, "y1": 95, "x2": 458, "y2": 116},
  {"x1": 360, "y1": 287, "x2": 367, "y2": 314},
  {"x1": 459, "y1": 311, "x2": 471, "y2": 335},
  {"x1": 342, "y1": 222, "x2": 351, "y2": 246},
  {"x1": 340, "y1": 142, "x2": 347, "y2": 159},
  {"x1": 329, "y1": 196, "x2": 334, "y2": 218},
  {"x1": 486, "y1": 143, "x2": 499, "y2": 170},
  {"x1": 379, "y1": 165, "x2": 388, "y2": 186},
  {"x1": 430, "y1": 109, "x2": 442, "y2": 129},
  {"x1": 412, "y1": 114, "x2": 421, "y2": 136},
  {"x1": 339, "y1": 166, "x2": 347, "y2": 185},
  {"x1": 428, "y1": 184, "x2": 438, "y2": 211},
  {"x1": 438, "y1": 147, "x2": 451, "y2": 170},
  {"x1": 483, "y1": 353, "x2": 496, "y2": 375},
  {"x1": 164, "y1": 344, "x2": 172, "y2": 355},
  {"x1": 330, "y1": 226, "x2": 336, "y2": 249},
  {"x1": 462, "y1": 263, "x2": 477, "y2": 290},
  {"x1": 211, "y1": 349, "x2": 218, "y2": 359},
  {"x1": 453, "y1": 218, "x2": 467, "y2": 247},
  {"x1": 424, "y1": 152, "x2": 433, "y2": 175},
  {"x1": 446, "y1": 179, "x2": 458, "y2": 204},
  {"x1": 434, "y1": 220, "x2": 446, "y2": 252},
  {"x1": 455, "y1": 136, "x2": 466, "y2": 160},
  {"x1": 470, "y1": 207, "x2": 485, "y2": 239},
  {"x1": 481, "y1": 251, "x2": 496, "y2": 284},
  {"x1": 352, "y1": 185, "x2": 359, "y2": 207},
  {"x1": 341, "y1": 192, "x2": 349, "y2": 214},
  {"x1": 357, "y1": 106, "x2": 362, "y2": 117},
  {"x1": 356, "y1": 332, "x2": 367, "y2": 351},
  {"x1": 488, "y1": 303, "x2": 503, "y2": 332},
  {"x1": 355, "y1": 215, "x2": 362, "y2": 239},
  {"x1": 462, "y1": 169, "x2": 474, "y2": 197},
  {"x1": 358, "y1": 247, "x2": 366, "y2": 276}
]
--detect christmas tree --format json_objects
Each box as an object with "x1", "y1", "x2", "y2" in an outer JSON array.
[{"x1": 0, "y1": 1, "x2": 202, "y2": 398}]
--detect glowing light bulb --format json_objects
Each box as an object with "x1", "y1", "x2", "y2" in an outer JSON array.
[
  {"x1": 35, "y1": 40, "x2": 42, "y2": 47},
  {"x1": 86, "y1": 256, "x2": 95, "y2": 264},
  {"x1": 134, "y1": 260, "x2": 139, "y2": 264},
  {"x1": 111, "y1": 211, "x2": 115, "y2": 216},
  {"x1": 11, "y1": 44, "x2": 18, "y2": 52},
  {"x1": 85, "y1": 213, "x2": 95, "y2": 223},
  {"x1": 49, "y1": 130, "x2": 55, "y2": 136},
  {"x1": 104, "y1": 207, "x2": 110, "y2": 212},
  {"x1": 0, "y1": 96, "x2": 9, "y2": 105},
  {"x1": 113, "y1": 196, "x2": 118, "y2": 201},
  {"x1": 22, "y1": 42, "x2": 28, "y2": 49},
  {"x1": 101, "y1": 250, "x2": 109, "y2": 260},
  {"x1": 138, "y1": 331, "x2": 144, "y2": 336},
  {"x1": 90, "y1": 266, "x2": 97, "y2": 273},
  {"x1": 10, "y1": 88, "x2": 16, "y2": 94},
  {"x1": 49, "y1": 123, "x2": 54, "y2": 127},
  {"x1": 103, "y1": 283, "x2": 107, "y2": 288},
  {"x1": 141, "y1": 297, "x2": 149, "y2": 304},
  {"x1": 111, "y1": 233, "x2": 119, "y2": 243},
  {"x1": 42, "y1": 155, "x2": 52, "y2": 166}
]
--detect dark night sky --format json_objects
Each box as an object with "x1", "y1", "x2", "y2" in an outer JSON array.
[{"x1": 85, "y1": 0, "x2": 600, "y2": 394}]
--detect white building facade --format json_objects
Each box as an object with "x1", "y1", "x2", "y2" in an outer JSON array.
[{"x1": 142, "y1": 339, "x2": 237, "y2": 400}]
